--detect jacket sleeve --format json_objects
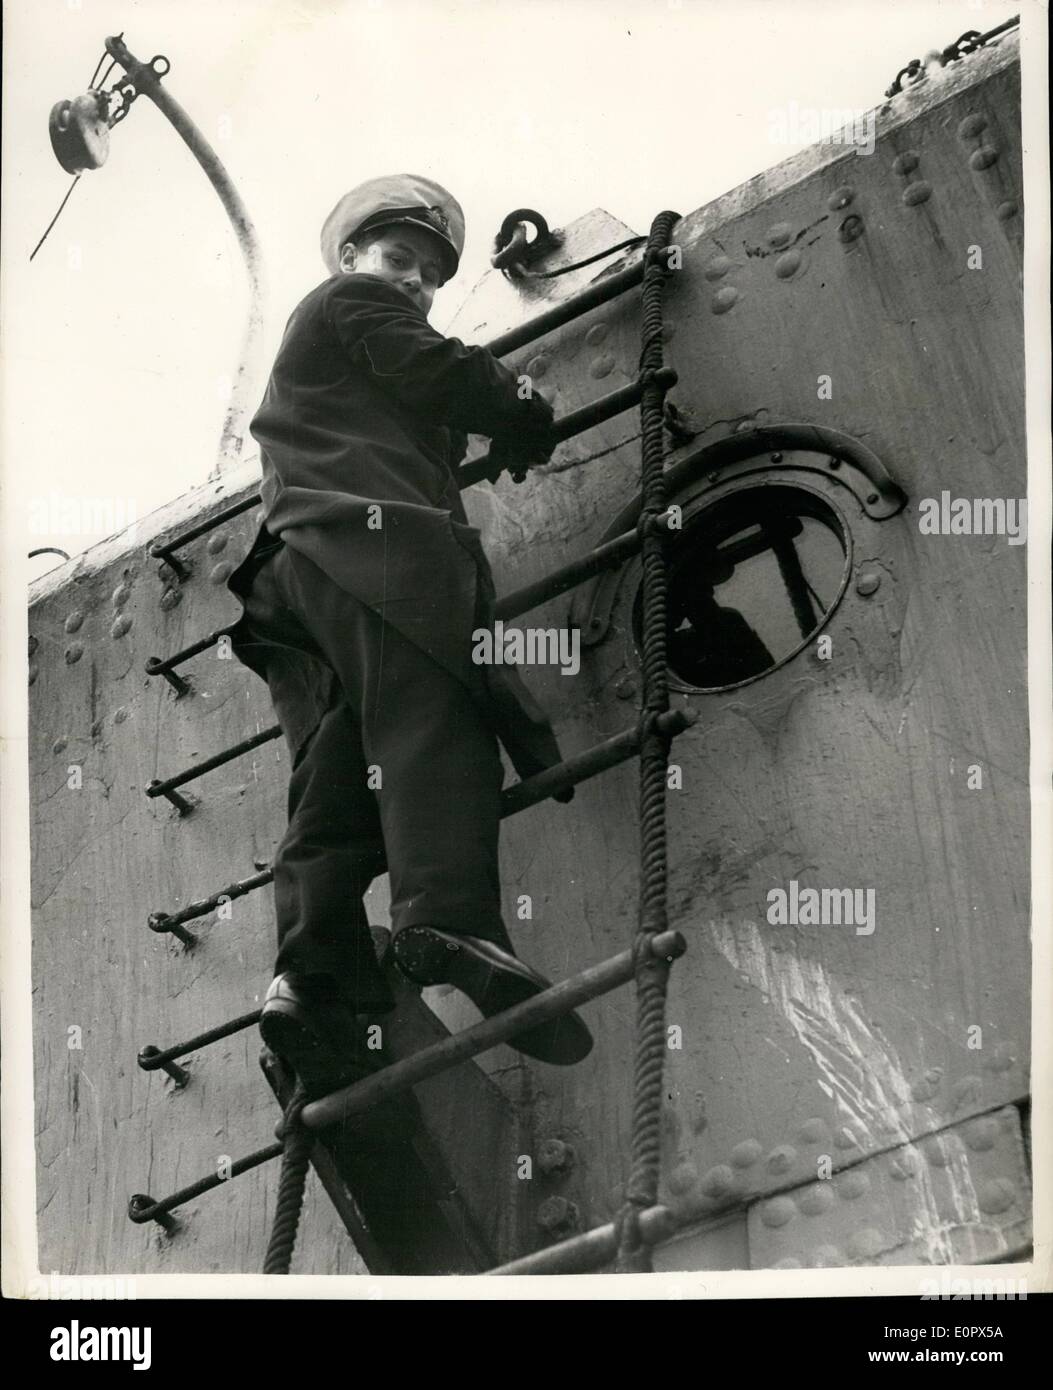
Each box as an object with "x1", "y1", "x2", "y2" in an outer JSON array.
[{"x1": 323, "y1": 274, "x2": 554, "y2": 440}]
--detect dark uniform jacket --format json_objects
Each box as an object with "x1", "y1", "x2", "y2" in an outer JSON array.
[{"x1": 226, "y1": 272, "x2": 564, "y2": 783}]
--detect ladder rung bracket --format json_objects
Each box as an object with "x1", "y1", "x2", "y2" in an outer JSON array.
[
  {"x1": 145, "y1": 627, "x2": 233, "y2": 695},
  {"x1": 128, "y1": 1140, "x2": 283, "y2": 1228},
  {"x1": 299, "y1": 930, "x2": 687, "y2": 1133},
  {"x1": 137, "y1": 1010, "x2": 261, "y2": 1072},
  {"x1": 146, "y1": 724, "x2": 282, "y2": 811},
  {"x1": 150, "y1": 493, "x2": 261, "y2": 581}
]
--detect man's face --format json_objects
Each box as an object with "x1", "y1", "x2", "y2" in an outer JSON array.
[{"x1": 339, "y1": 223, "x2": 447, "y2": 315}]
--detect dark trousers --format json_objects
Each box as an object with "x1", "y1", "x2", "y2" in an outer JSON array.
[{"x1": 230, "y1": 542, "x2": 513, "y2": 1011}]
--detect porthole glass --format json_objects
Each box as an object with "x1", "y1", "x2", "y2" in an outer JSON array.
[{"x1": 632, "y1": 483, "x2": 850, "y2": 692}]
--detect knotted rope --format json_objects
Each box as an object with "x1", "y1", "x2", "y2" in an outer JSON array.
[
  {"x1": 263, "y1": 1079, "x2": 313, "y2": 1275},
  {"x1": 615, "y1": 210, "x2": 682, "y2": 1273}
]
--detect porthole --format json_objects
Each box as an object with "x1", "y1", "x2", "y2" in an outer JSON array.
[{"x1": 631, "y1": 482, "x2": 851, "y2": 693}]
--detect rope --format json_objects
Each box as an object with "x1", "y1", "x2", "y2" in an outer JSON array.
[
  {"x1": 615, "y1": 209, "x2": 681, "y2": 1273},
  {"x1": 29, "y1": 176, "x2": 82, "y2": 263},
  {"x1": 263, "y1": 1080, "x2": 313, "y2": 1275}
]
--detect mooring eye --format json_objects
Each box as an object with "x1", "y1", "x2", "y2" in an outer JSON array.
[{"x1": 632, "y1": 482, "x2": 851, "y2": 692}]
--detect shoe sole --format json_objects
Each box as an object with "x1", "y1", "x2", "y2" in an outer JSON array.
[{"x1": 394, "y1": 928, "x2": 593, "y2": 1066}]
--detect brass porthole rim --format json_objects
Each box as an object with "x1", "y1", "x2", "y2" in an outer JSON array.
[{"x1": 628, "y1": 473, "x2": 855, "y2": 696}]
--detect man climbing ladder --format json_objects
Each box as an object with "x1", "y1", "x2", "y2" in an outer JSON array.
[{"x1": 224, "y1": 173, "x2": 594, "y2": 1089}]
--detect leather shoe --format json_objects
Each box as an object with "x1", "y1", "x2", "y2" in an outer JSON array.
[
  {"x1": 260, "y1": 972, "x2": 384, "y2": 1095},
  {"x1": 392, "y1": 927, "x2": 593, "y2": 1066}
]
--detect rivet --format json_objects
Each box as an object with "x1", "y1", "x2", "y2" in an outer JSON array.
[
  {"x1": 770, "y1": 452, "x2": 783, "y2": 464},
  {"x1": 964, "y1": 1118, "x2": 999, "y2": 1152},
  {"x1": 977, "y1": 1179, "x2": 1015, "y2": 1215},
  {"x1": 536, "y1": 1195, "x2": 579, "y2": 1233},
  {"x1": 892, "y1": 151, "x2": 919, "y2": 175},
  {"x1": 767, "y1": 222, "x2": 794, "y2": 248},
  {"x1": 759, "y1": 1196, "x2": 796, "y2": 1229},
  {"x1": 209, "y1": 562, "x2": 236, "y2": 585},
  {"x1": 112, "y1": 584, "x2": 131, "y2": 610},
  {"x1": 855, "y1": 571, "x2": 880, "y2": 597},
  {"x1": 64, "y1": 643, "x2": 84, "y2": 665},
  {"x1": 729, "y1": 1139, "x2": 763, "y2": 1169},
  {"x1": 766, "y1": 1145, "x2": 797, "y2": 1176},
  {"x1": 699, "y1": 1164, "x2": 737, "y2": 1198},
  {"x1": 950, "y1": 1073, "x2": 983, "y2": 1106},
  {"x1": 797, "y1": 1118, "x2": 828, "y2": 1145},
  {"x1": 837, "y1": 1170, "x2": 870, "y2": 1200},
  {"x1": 52, "y1": 737, "x2": 68, "y2": 755},
  {"x1": 668, "y1": 1162, "x2": 699, "y2": 1195},
  {"x1": 710, "y1": 286, "x2": 739, "y2": 314},
  {"x1": 28, "y1": 635, "x2": 39, "y2": 657},
  {"x1": 111, "y1": 614, "x2": 133, "y2": 639},
  {"x1": 839, "y1": 215, "x2": 865, "y2": 243},
  {"x1": 970, "y1": 146, "x2": 999, "y2": 171},
  {"x1": 703, "y1": 255, "x2": 733, "y2": 281},
  {"x1": 526, "y1": 354, "x2": 550, "y2": 378},
  {"x1": 159, "y1": 587, "x2": 183, "y2": 611},
  {"x1": 958, "y1": 113, "x2": 987, "y2": 140},
  {"x1": 584, "y1": 323, "x2": 608, "y2": 346},
  {"x1": 988, "y1": 1042, "x2": 1015, "y2": 1072},
  {"x1": 866, "y1": 492, "x2": 880, "y2": 505},
  {"x1": 921, "y1": 1137, "x2": 953, "y2": 1168},
  {"x1": 812, "y1": 1246, "x2": 844, "y2": 1268},
  {"x1": 615, "y1": 678, "x2": 637, "y2": 700},
  {"x1": 902, "y1": 181, "x2": 933, "y2": 206},
  {"x1": 589, "y1": 354, "x2": 615, "y2": 379},
  {"x1": 537, "y1": 1138, "x2": 576, "y2": 1175},
  {"x1": 827, "y1": 186, "x2": 854, "y2": 210},
  {"x1": 774, "y1": 250, "x2": 802, "y2": 280},
  {"x1": 889, "y1": 1151, "x2": 918, "y2": 1181},
  {"x1": 910, "y1": 1066, "x2": 943, "y2": 1101},
  {"x1": 206, "y1": 533, "x2": 228, "y2": 555},
  {"x1": 64, "y1": 611, "x2": 85, "y2": 633},
  {"x1": 113, "y1": 707, "x2": 130, "y2": 725},
  {"x1": 996, "y1": 200, "x2": 1019, "y2": 220},
  {"x1": 846, "y1": 1227, "x2": 884, "y2": 1260},
  {"x1": 797, "y1": 1184, "x2": 836, "y2": 1217}
]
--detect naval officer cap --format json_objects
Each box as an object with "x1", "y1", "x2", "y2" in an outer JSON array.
[{"x1": 321, "y1": 173, "x2": 465, "y2": 282}]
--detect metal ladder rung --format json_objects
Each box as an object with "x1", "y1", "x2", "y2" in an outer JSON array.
[
  {"x1": 127, "y1": 929, "x2": 685, "y2": 1229},
  {"x1": 147, "y1": 705, "x2": 696, "y2": 932},
  {"x1": 457, "y1": 368, "x2": 675, "y2": 488},
  {"x1": 488, "y1": 1202, "x2": 678, "y2": 1275},
  {"x1": 143, "y1": 253, "x2": 675, "y2": 586},
  {"x1": 146, "y1": 724, "x2": 282, "y2": 812},
  {"x1": 150, "y1": 494, "x2": 261, "y2": 580},
  {"x1": 300, "y1": 929, "x2": 686, "y2": 1133}
]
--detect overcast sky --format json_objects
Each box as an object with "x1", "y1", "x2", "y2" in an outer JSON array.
[{"x1": 2, "y1": 0, "x2": 1023, "y2": 576}]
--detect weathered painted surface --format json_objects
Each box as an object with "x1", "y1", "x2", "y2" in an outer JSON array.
[{"x1": 29, "y1": 33, "x2": 1029, "y2": 1273}]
